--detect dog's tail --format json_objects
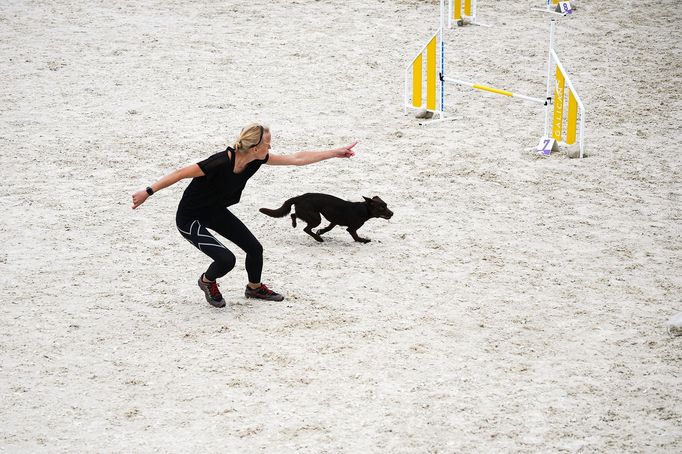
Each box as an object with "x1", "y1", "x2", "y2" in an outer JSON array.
[{"x1": 259, "y1": 197, "x2": 297, "y2": 219}]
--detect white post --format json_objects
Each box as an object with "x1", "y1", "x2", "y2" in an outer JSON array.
[
  {"x1": 439, "y1": 0, "x2": 445, "y2": 119},
  {"x1": 404, "y1": 66, "x2": 408, "y2": 115},
  {"x1": 448, "y1": 0, "x2": 452, "y2": 29},
  {"x1": 544, "y1": 19, "x2": 556, "y2": 137},
  {"x1": 579, "y1": 108, "x2": 585, "y2": 158}
]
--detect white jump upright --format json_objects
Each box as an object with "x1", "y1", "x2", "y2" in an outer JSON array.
[
  {"x1": 403, "y1": 0, "x2": 448, "y2": 122},
  {"x1": 534, "y1": 17, "x2": 584, "y2": 156},
  {"x1": 404, "y1": 3, "x2": 586, "y2": 157}
]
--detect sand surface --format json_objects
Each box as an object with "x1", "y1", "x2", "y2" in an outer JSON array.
[{"x1": 1, "y1": 0, "x2": 681, "y2": 452}]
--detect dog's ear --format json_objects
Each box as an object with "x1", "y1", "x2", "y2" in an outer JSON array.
[{"x1": 363, "y1": 196, "x2": 372, "y2": 203}]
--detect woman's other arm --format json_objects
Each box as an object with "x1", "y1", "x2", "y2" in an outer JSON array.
[{"x1": 131, "y1": 163, "x2": 204, "y2": 209}]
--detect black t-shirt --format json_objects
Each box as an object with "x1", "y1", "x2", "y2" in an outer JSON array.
[{"x1": 176, "y1": 147, "x2": 269, "y2": 217}]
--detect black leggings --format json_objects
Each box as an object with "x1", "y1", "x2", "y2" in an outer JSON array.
[{"x1": 176, "y1": 209, "x2": 263, "y2": 283}]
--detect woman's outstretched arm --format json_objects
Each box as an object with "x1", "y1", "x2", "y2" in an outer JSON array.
[{"x1": 266, "y1": 142, "x2": 357, "y2": 166}]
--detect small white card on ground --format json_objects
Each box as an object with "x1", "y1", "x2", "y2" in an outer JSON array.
[
  {"x1": 556, "y1": 1, "x2": 573, "y2": 14},
  {"x1": 536, "y1": 137, "x2": 558, "y2": 156}
]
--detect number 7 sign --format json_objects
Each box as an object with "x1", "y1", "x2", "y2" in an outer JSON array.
[{"x1": 536, "y1": 137, "x2": 557, "y2": 156}]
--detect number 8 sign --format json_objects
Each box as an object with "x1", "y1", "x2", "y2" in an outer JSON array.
[{"x1": 557, "y1": 1, "x2": 573, "y2": 14}]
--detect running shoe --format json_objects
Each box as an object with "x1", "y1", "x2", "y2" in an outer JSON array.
[
  {"x1": 198, "y1": 275, "x2": 226, "y2": 308},
  {"x1": 244, "y1": 284, "x2": 284, "y2": 302}
]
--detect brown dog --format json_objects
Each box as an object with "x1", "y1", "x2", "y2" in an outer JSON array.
[{"x1": 259, "y1": 193, "x2": 393, "y2": 243}]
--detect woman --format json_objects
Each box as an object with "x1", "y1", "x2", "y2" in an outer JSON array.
[{"x1": 132, "y1": 123, "x2": 356, "y2": 308}]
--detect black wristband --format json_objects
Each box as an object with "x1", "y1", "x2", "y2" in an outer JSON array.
[{"x1": 146, "y1": 186, "x2": 154, "y2": 196}]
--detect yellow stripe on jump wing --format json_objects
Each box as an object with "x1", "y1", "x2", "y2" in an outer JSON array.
[
  {"x1": 464, "y1": 0, "x2": 472, "y2": 17},
  {"x1": 472, "y1": 84, "x2": 513, "y2": 97},
  {"x1": 412, "y1": 54, "x2": 423, "y2": 108},
  {"x1": 552, "y1": 66, "x2": 565, "y2": 141},
  {"x1": 566, "y1": 90, "x2": 578, "y2": 144},
  {"x1": 426, "y1": 36, "x2": 437, "y2": 110},
  {"x1": 454, "y1": 0, "x2": 462, "y2": 20}
]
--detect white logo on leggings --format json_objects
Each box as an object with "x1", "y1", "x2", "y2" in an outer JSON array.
[{"x1": 178, "y1": 220, "x2": 227, "y2": 252}]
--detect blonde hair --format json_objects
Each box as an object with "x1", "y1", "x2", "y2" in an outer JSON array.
[{"x1": 234, "y1": 123, "x2": 269, "y2": 153}]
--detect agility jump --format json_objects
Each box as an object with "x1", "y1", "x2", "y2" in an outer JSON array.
[
  {"x1": 404, "y1": 1, "x2": 585, "y2": 157},
  {"x1": 449, "y1": 0, "x2": 483, "y2": 27}
]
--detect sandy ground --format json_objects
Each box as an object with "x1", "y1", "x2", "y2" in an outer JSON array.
[{"x1": 1, "y1": 0, "x2": 681, "y2": 452}]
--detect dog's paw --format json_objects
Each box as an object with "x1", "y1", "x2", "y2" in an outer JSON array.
[{"x1": 359, "y1": 238, "x2": 371, "y2": 243}]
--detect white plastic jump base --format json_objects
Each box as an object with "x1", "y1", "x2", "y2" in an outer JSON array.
[
  {"x1": 452, "y1": 18, "x2": 490, "y2": 28},
  {"x1": 667, "y1": 312, "x2": 682, "y2": 336}
]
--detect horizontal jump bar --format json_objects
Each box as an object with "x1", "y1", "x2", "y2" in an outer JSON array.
[
  {"x1": 444, "y1": 77, "x2": 547, "y2": 105},
  {"x1": 529, "y1": 7, "x2": 570, "y2": 17}
]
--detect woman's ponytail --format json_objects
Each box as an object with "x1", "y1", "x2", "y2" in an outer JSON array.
[{"x1": 234, "y1": 123, "x2": 268, "y2": 152}]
